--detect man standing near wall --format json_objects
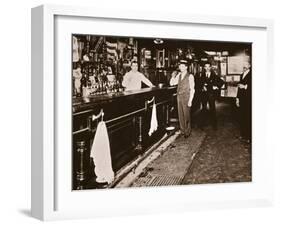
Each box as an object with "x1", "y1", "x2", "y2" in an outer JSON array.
[{"x1": 236, "y1": 61, "x2": 252, "y2": 143}]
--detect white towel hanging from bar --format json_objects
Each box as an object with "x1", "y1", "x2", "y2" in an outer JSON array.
[
  {"x1": 90, "y1": 111, "x2": 114, "y2": 184},
  {"x1": 148, "y1": 99, "x2": 158, "y2": 136}
]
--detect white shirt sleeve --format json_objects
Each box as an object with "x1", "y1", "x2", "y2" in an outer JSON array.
[
  {"x1": 140, "y1": 73, "x2": 154, "y2": 87},
  {"x1": 188, "y1": 74, "x2": 195, "y2": 104},
  {"x1": 169, "y1": 73, "x2": 180, "y2": 86},
  {"x1": 122, "y1": 73, "x2": 129, "y2": 88}
]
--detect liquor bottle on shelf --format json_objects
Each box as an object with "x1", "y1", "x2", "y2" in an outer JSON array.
[
  {"x1": 104, "y1": 81, "x2": 109, "y2": 94},
  {"x1": 113, "y1": 82, "x2": 117, "y2": 93},
  {"x1": 115, "y1": 81, "x2": 119, "y2": 93},
  {"x1": 80, "y1": 74, "x2": 87, "y2": 96},
  {"x1": 96, "y1": 82, "x2": 100, "y2": 95},
  {"x1": 72, "y1": 77, "x2": 77, "y2": 97},
  {"x1": 101, "y1": 81, "x2": 104, "y2": 94},
  {"x1": 117, "y1": 81, "x2": 123, "y2": 92}
]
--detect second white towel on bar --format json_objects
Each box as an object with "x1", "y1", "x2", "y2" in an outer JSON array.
[{"x1": 148, "y1": 102, "x2": 158, "y2": 136}]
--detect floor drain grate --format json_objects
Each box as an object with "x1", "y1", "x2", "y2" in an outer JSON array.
[{"x1": 133, "y1": 174, "x2": 184, "y2": 187}]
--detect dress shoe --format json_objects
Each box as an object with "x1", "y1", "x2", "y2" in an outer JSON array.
[
  {"x1": 212, "y1": 125, "x2": 217, "y2": 130},
  {"x1": 240, "y1": 137, "x2": 251, "y2": 144},
  {"x1": 184, "y1": 133, "x2": 191, "y2": 138}
]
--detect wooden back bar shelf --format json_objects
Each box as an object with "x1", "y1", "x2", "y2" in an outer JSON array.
[{"x1": 72, "y1": 86, "x2": 177, "y2": 189}]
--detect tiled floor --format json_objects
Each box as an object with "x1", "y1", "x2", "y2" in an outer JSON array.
[
  {"x1": 182, "y1": 101, "x2": 251, "y2": 185},
  {"x1": 130, "y1": 100, "x2": 252, "y2": 187}
]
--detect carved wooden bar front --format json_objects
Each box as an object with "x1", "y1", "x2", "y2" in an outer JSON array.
[{"x1": 72, "y1": 87, "x2": 177, "y2": 189}]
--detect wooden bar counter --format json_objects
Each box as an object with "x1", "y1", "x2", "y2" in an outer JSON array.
[{"x1": 72, "y1": 86, "x2": 177, "y2": 189}]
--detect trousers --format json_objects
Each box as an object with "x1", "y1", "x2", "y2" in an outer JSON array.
[
  {"x1": 177, "y1": 94, "x2": 191, "y2": 136},
  {"x1": 239, "y1": 97, "x2": 251, "y2": 140},
  {"x1": 201, "y1": 92, "x2": 217, "y2": 128}
]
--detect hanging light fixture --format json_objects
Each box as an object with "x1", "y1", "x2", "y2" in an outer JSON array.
[{"x1": 154, "y1": 38, "x2": 164, "y2": 44}]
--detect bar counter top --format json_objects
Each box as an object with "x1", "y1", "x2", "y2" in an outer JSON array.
[{"x1": 73, "y1": 86, "x2": 177, "y2": 113}]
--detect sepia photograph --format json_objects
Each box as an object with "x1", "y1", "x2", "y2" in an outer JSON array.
[
  {"x1": 72, "y1": 34, "x2": 252, "y2": 190},
  {"x1": 29, "y1": 2, "x2": 277, "y2": 220}
]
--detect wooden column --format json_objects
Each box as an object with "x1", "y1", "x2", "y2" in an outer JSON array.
[
  {"x1": 135, "y1": 116, "x2": 143, "y2": 152},
  {"x1": 76, "y1": 141, "x2": 86, "y2": 190},
  {"x1": 166, "y1": 104, "x2": 170, "y2": 126}
]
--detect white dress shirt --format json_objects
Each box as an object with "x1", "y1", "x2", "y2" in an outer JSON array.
[
  {"x1": 241, "y1": 69, "x2": 250, "y2": 89},
  {"x1": 242, "y1": 69, "x2": 250, "y2": 80},
  {"x1": 122, "y1": 71, "x2": 154, "y2": 91}
]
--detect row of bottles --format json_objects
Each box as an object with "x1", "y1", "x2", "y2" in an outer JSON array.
[{"x1": 73, "y1": 73, "x2": 124, "y2": 98}]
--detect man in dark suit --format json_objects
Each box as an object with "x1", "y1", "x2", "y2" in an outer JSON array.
[
  {"x1": 201, "y1": 62, "x2": 224, "y2": 129},
  {"x1": 194, "y1": 65, "x2": 204, "y2": 109},
  {"x1": 236, "y1": 62, "x2": 252, "y2": 143},
  {"x1": 192, "y1": 65, "x2": 204, "y2": 128}
]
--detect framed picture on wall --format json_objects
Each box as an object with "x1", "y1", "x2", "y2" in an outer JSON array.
[{"x1": 31, "y1": 4, "x2": 274, "y2": 221}]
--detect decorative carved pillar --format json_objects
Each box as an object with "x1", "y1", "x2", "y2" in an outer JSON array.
[
  {"x1": 166, "y1": 104, "x2": 170, "y2": 126},
  {"x1": 76, "y1": 141, "x2": 86, "y2": 190},
  {"x1": 135, "y1": 116, "x2": 143, "y2": 152},
  {"x1": 162, "y1": 104, "x2": 166, "y2": 126},
  {"x1": 132, "y1": 116, "x2": 136, "y2": 147}
]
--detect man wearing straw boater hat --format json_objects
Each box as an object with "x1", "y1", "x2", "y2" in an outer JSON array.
[{"x1": 170, "y1": 60, "x2": 195, "y2": 138}]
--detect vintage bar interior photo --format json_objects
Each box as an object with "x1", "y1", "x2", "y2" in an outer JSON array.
[{"x1": 72, "y1": 35, "x2": 252, "y2": 190}]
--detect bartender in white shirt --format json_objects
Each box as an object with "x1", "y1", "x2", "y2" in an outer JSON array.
[{"x1": 122, "y1": 61, "x2": 154, "y2": 91}]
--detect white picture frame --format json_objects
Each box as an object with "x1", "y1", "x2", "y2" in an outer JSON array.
[{"x1": 31, "y1": 4, "x2": 274, "y2": 221}]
